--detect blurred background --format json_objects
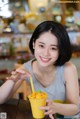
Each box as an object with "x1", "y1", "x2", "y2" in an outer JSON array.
[{"x1": 0, "y1": 0, "x2": 80, "y2": 99}]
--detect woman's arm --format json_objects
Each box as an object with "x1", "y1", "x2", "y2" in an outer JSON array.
[
  {"x1": 0, "y1": 80, "x2": 15, "y2": 104},
  {"x1": 7, "y1": 65, "x2": 31, "y2": 98},
  {"x1": 0, "y1": 65, "x2": 30, "y2": 104},
  {"x1": 41, "y1": 62, "x2": 79, "y2": 116},
  {"x1": 61, "y1": 62, "x2": 79, "y2": 115},
  {"x1": 7, "y1": 79, "x2": 24, "y2": 100}
]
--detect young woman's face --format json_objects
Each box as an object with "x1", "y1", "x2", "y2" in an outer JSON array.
[{"x1": 33, "y1": 32, "x2": 59, "y2": 67}]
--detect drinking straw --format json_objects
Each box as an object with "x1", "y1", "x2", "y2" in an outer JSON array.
[{"x1": 30, "y1": 76, "x2": 35, "y2": 92}]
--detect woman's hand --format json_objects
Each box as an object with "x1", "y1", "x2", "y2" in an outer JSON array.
[
  {"x1": 6, "y1": 68, "x2": 31, "y2": 83},
  {"x1": 40, "y1": 100, "x2": 56, "y2": 119}
]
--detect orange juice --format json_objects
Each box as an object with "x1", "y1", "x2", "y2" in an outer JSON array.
[{"x1": 28, "y1": 91, "x2": 47, "y2": 119}]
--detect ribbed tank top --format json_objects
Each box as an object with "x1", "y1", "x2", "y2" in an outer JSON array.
[{"x1": 24, "y1": 59, "x2": 66, "y2": 102}]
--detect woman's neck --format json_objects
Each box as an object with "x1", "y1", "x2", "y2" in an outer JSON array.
[{"x1": 32, "y1": 60, "x2": 57, "y2": 87}]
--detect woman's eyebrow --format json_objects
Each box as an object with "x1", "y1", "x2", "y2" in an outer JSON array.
[
  {"x1": 38, "y1": 42, "x2": 58, "y2": 47},
  {"x1": 38, "y1": 42, "x2": 45, "y2": 44},
  {"x1": 51, "y1": 44, "x2": 58, "y2": 47}
]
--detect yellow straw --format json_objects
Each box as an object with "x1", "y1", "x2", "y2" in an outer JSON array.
[{"x1": 30, "y1": 76, "x2": 35, "y2": 92}]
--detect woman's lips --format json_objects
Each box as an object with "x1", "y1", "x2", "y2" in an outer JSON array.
[{"x1": 39, "y1": 56, "x2": 51, "y2": 63}]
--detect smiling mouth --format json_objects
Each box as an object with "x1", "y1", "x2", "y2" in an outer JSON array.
[{"x1": 39, "y1": 56, "x2": 51, "y2": 63}]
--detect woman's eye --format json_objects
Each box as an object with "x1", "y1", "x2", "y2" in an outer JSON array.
[
  {"x1": 51, "y1": 47, "x2": 57, "y2": 50},
  {"x1": 39, "y1": 45, "x2": 44, "y2": 48}
]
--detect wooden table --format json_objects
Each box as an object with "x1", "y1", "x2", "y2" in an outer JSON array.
[
  {"x1": 0, "y1": 99, "x2": 51, "y2": 119},
  {"x1": 0, "y1": 99, "x2": 79, "y2": 119}
]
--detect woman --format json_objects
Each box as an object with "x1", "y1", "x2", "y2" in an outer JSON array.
[{"x1": 0, "y1": 21, "x2": 79, "y2": 119}]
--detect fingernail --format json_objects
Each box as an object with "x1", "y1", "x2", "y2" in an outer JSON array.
[{"x1": 16, "y1": 69, "x2": 25, "y2": 74}]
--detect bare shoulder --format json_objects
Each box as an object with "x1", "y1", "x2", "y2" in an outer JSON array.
[
  {"x1": 64, "y1": 61, "x2": 77, "y2": 72},
  {"x1": 64, "y1": 61, "x2": 78, "y2": 82}
]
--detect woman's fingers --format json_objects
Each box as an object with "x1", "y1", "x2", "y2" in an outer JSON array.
[
  {"x1": 40, "y1": 106, "x2": 51, "y2": 115},
  {"x1": 45, "y1": 109, "x2": 53, "y2": 115},
  {"x1": 11, "y1": 71, "x2": 16, "y2": 75},
  {"x1": 49, "y1": 114, "x2": 54, "y2": 119},
  {"x1": 40, "y1": 105, "x2": 55, "y2": 119},
  {"x1": 6, "y1": 69, "x2": 30, "y2": 82},
  {"x1": 40, "y1": 100, "x2": 55, "y2": 116},
  {"x1": 46, "y1": 100, "x2": 53, "y2": 105},
  {"x1": 11, "y1": 68, "x2": 31, "y2": 79},
  {"x1": 16, "y1": 69, "x2": 26, "y2": 74},
  {"x1": 16, "y1": 68, "x2": 31, "y2": 77},
  {"x1": 6, "y1": 74, "x2": 19, "y2": 82},
  {"x1": 40, "y1": 105, "x2": 49, "y2": 111},
  {"x1": 6, "y1": 68, "x2": 31, "y2": 83}
]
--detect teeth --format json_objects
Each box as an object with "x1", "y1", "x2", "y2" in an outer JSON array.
[
  {"x1": 41, "y1": 57, "x2": 50, "y2": 62},
  {"x1": 42, "y1": 58, "x2": 49, "y2": 60}
]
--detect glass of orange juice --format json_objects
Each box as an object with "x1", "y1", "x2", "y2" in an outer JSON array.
[{"x1": 28, "y1": 91, "x2": 48, "y2": 119}]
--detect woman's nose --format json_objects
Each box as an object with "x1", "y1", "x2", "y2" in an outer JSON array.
[{"x1": 44, "y1": 48, "x2": 50, "y2": 56}]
